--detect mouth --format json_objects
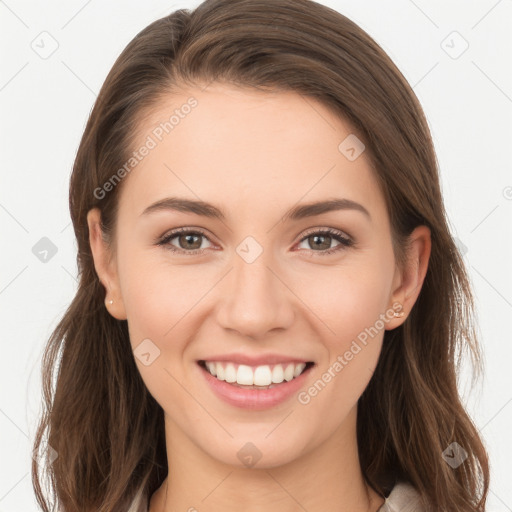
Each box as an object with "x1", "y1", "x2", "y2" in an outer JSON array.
[{"x1": 197, "y1": 360, "x2": 316, "y2": 389}]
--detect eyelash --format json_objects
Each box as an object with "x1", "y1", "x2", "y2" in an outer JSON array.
[{"x1": 156, "y1": 226, "x2": 354, "y2": 257}]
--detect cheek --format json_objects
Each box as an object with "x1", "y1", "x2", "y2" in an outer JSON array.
[
  {"x1": 294, "y1": 252, "x2": 394, "y2": 409},
  {"x1": 117, "y1": 246, "x2": 204, "y2": 410},
  {"x1": 297, "y1": 254, "x2": 394, "y2": 343},
  {"x1": 116, "y1": 240, "x2": 199, "y2": 340}
]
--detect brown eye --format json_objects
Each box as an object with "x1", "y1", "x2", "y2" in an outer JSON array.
[
  {"x1": 296, "y1": 228, "x2": 353, "y2": 256},
  {"x1": 175, "y1": 232, "x2": 203, "y2": 250},
  {"x1": 305, "y1": 233, "x2": 334, "y2": 251},
  {"x1": 157, "y1": 228, "x2": 213, "y2": 254}
]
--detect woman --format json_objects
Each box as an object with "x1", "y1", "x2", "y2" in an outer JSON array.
[{"x1": 32, "y1": 0, "x2": 489, "y2": 511}]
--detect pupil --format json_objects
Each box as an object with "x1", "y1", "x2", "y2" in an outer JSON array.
[
  {"x1": 182, "y1": 234, "x2": 200, "y2": 249},
  {"x1": 311, "y1": 234, "x2": 330, "y2": 250}
]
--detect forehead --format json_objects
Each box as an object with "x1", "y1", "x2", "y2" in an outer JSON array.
[{"x1": 117, "y1": 83, "x2": 387, "y2": 225}]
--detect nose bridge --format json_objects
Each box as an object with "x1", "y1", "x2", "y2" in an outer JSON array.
[{"x1": 216, "y1": 240, "x2": 294, "y2": 338}]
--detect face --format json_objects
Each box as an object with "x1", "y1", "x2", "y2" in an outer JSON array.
[{"x1": 89, "y1": 83, "x2": 416, "y2": 469}]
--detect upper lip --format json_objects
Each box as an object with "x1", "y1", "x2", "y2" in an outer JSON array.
[{"x1": 198, "y1": 353, "x2": 314, "y2": 366}]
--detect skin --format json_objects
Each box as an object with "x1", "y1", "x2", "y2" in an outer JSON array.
[{"x1": 88, "y1": 83, "x2": 431, "y2": 512}]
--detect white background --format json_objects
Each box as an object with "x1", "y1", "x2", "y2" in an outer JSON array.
[{"x1": 1, "y1": 0, "x2": 511, "y2": 510}]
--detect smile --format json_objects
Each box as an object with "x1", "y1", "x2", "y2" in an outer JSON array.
[
  {"x1": 199, "y1": 360, "x2": 314, "y2": 388},
  {"x1": 197, "y1": 359, "x2": 315, "y2": 409}
]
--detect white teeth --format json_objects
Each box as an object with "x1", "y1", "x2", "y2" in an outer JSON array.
[
  {"x1": 206, "y1": 361, "x2": 217, "y2": 376},
  {"x1": 294, "y1": 363, "x2": 306, "y2": 377},
  {"x1": 237, "y1": 364, "x2": 254, "y2": 385},
  {"x1": 271, "y1": 364, "x2": 284, "y2": 383},
  {"x1": 254, "y1": 365, "x2": 272, "y2": 386},
  {"x1": 203, "y1": 361, "x2": 309, "y2": 386},
  {"x1": 224, "y1": 363, "x2": 237, "y2": 383},
  {"x1": 216, "y1": 363, "x2": 225, "y2": 381},
  {"x1": 283, "y1": 363, "x2": 294, "y2": 382}
]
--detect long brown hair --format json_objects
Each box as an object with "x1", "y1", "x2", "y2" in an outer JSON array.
[{"x1": 32, "y1": 0, "x2": 489, "y2": 510}]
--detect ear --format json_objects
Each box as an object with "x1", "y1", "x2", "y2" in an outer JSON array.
[
  {"x1": 386, "y1": 225, "x2": 431, "y2": 330},
  {"x1": 87, "y1": 208, "x2": 127, "y2": 320}
]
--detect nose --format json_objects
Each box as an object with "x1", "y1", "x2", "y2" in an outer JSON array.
[{"x1": 215, "y1": 248, "x2": 295, "y2": 339}]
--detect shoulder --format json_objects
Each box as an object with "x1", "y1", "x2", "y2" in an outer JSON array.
[{"x1": 377, "y1": 481, "x2": 426, "y2": 512}]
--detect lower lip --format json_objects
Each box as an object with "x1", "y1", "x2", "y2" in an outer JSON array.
[{"x1": 198, "y1": 362, "x2": 314, "y2": 410}]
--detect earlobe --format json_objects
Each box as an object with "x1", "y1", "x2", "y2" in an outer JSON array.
[
  {"x1": 86, "y1": 208, "x2": 127, "y2": 320},
  {"x1": 386, "y1": 225, "x2": 431, "y2": 328}
]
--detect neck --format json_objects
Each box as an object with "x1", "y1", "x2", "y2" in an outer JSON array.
[{"x1": 149, "y1": 407, "x2": 385, "y2": 512}]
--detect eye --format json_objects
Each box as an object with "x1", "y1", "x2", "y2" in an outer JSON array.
[
  {"x1": 156, "y1": 226, "x2": 354, "y2": 256},
  {"x1": 295, "y1": 228, "x2": 354, "y2": 256},
  {"x1": 156, "y1": 227, "x2": 214, "y2": 254}
]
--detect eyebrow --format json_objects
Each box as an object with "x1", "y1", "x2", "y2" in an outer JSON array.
[{"x1": 140, "y1": 196, "x2": 371, "y2": 221}]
